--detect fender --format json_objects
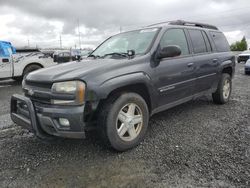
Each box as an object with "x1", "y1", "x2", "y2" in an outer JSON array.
[
  {"x1": 219, "y1": 59, "x2": 235, "y2": 77},
  {"x1": 211, "y1": 58, "x2": 235, "y2": 92},
  {"x1": 86, "y1": 72, "x2": 158, "y2": 108}
]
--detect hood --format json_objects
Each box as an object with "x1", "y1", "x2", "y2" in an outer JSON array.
[{"x1": 26, "y1": 58, "x2": 127, "y2": 82}]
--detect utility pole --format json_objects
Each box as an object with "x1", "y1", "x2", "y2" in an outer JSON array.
[
  {"x1": 77, "y1": 19, "x2": 81, "y2": 49},
  {"x1": 60, "y1": 35, "x2": 62, "y2": 49},
  {"x1": 27, "y1": 38, "x2": 30, "y2": 47}
]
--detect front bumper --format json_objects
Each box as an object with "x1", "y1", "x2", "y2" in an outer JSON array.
[{"x1": 11, "y1": 94, "x2": 86, "y2": 139}]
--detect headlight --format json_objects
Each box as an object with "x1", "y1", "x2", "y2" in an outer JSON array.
[{"x1": 51, "y1": 81, "x2": 85, "y2": 105}]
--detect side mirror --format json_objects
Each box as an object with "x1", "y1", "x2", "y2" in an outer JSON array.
[{"x1": 157, "y1": 45, "x2": 181, "y2": 59}]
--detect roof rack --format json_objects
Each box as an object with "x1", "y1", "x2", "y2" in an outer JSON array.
[{"x1": 147, "y1": 20, "x2": 218, "y2": 30}]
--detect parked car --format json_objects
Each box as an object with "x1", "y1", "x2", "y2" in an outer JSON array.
[
  {"x1": 0, "y1": 41, "x2": 56, "y2": 81},
  {"x1": 245, "y1": 59, "x2": 250, "y2": 74},
  {"x1": 237, "y1": 50, "x2": 250, "y2": 63},
  {"x1": 11, "y1": 20, "x2": 235, "y2": 151},
  {"x1": 53, "y1": 50, "x2": 74, "y2": 63},
  {"x1": 53, "y1": 49, "x2": 92, "y2": 63}
]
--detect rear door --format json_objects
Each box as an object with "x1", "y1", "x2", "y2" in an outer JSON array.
[
  {"x1": 154, "y1": 28, "x2": 195, "y2": 106},
  {"x1": 188, "y1": 29, "x2": 219, "y2": 93}
]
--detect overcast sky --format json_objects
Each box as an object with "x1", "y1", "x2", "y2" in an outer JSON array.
[{"x1": 0, "y1": 0, "x2": 249, "y2": 49}]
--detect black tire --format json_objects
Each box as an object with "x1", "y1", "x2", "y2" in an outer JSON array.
[
  {"x1": 12, "y1": 76, "x2": 23, "y2": 82},
  {"x1": 212, "y1": 73, "x2": 232, "y2": 104},
  {"x1": 99, "y1": 93, "x2": 149, "y2": 151},
  {"x1": 23, "y1": 64, "x2": 42, "y2": 78}
]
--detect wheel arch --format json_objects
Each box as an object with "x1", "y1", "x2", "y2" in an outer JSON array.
[
  {"x1": 104, "y1": 83, "x2": 152, "y2": 113},
  {"x1": 220, "y1": 59, "x2": 235, "y2": 77},
  {"x1": 90, "y1": 72, "x2": 156, "y2": 114},
  {"x1": 22, "y1": 62, "x2": 44, "y2": 75},
  {"x1": 222, "y1": 66, "x2": 233, "y2": 77}
]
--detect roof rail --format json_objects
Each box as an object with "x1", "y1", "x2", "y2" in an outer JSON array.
[
  {"x1": 146, "y1": 20, "x2": 218, "y2": 30},
  {"x1": 146, "y1": 21, "x2": 171, "y2": 27},
  {"x1": 169, "y1": 20, "x2": 218, "y2": 30}
]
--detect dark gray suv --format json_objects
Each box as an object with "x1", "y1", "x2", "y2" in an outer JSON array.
[{"x1": 11, "y1": 20, "x2": 235, "y2": 151}]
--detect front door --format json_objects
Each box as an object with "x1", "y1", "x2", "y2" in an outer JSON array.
[{"x1": 154, "y1": 28, "x2": 195, "y2": 107}]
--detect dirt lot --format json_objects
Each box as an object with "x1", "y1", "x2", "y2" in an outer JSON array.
[{"x1": 0, "y1": 64, "x2": 249, "y2": 188}]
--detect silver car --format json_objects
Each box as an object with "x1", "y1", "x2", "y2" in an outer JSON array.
[{"x1": 245, "y1": 59, "x2": 250, "y2": 74}]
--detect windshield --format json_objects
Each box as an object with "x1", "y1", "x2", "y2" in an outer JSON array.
[{"x1": 91, "y1": 28, "x2": 159, "y2": 58}]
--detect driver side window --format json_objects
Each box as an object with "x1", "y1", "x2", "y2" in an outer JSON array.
[{"x1": 160, "y1": 29, "x2": 190, "y2": 56}]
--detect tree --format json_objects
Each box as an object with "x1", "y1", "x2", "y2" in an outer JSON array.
[{"x1": 230, "y1": 36, "x2": 248, "y2": 51}]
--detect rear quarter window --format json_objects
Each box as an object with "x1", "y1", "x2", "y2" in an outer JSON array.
[{"x1": 209, "y1": 31, "x2": 230, "y2": 52}]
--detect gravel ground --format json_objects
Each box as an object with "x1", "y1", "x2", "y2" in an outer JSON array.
[{"x1": 0, "y1": 64, "x2": 249, "y2": 188}]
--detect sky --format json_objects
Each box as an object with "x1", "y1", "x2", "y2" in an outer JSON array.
[{"x1": 0, "y1": 0, "x2": 249, "y2": 49}]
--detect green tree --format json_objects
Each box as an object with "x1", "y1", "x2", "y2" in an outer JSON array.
[{"x1": 230, "y1": 36, "x2": 248, "y2": 51}]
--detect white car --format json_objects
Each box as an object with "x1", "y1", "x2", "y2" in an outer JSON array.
[
  {"x1": 237, "y1": 50, "x2": 250, "y2": 63},
  {"x1": 0, "y1": 41, "x2": 56, "y2": 81},
  {"x1": 11, "y1": 52, "x2": 56, "y2": 80},
  {"x1": 245, "y1": 59, "x2": 250, "y2": 74}
]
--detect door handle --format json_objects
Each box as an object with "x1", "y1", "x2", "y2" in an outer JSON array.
[{"x1": 187, "y1": 63, "x2": 194, "y2": 67}]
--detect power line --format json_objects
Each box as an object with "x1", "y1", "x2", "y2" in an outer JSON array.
[
  {"x1": 60, "y1": 35, "x2": 62, "y2": 48},
  {"x1": 77, "y1": 19, "x2": 81, "y2": 49}
]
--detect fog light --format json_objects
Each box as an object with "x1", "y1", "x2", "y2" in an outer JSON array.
[{"x1": 59, "y1": 118, "x2": 70, "y2": 127}]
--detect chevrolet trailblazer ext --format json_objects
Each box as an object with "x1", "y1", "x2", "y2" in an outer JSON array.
[{"x1": 11, "y1": 21, "x2": 235, "y2": 151}]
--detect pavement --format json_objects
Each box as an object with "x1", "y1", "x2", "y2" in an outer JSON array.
[{"x1": 0, "y1": 64, "x2": 249, "y2": 188}]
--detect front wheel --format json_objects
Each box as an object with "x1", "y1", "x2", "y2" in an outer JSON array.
[
  {"x1": 99, "y1": 93, "x2": 149, "y2": 151},
  {"x1": 212, "y1": 73, "x2": 232, "y2": 104}
]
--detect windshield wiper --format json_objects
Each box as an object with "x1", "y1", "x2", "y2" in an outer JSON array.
[
  {"x1": 88, "y1": 54, "x2": 101, "y2": 59},
  {"x1": 102, "y1": 52, "x2": 128, "y2": 58}
]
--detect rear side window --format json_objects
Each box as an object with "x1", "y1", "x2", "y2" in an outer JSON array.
[
  {"x1": 210, "y1": 31, "x2": 230, "y2": 52},
  {"x1": 160, "y1": 29, "x2": 189, "y2": 56},
  {"x1": 188, "y1": 29, "x2": 207, "y2": 54}
]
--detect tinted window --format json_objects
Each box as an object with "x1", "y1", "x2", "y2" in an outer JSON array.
[
  {"x1": 188, "y1": 29, "x2": 207, "y2": 54},
  {"x1": 64, "y1": 52, "x2": 71, "y2": 57},
  {"x1": 202, "y1": 31, "x2": 212, "y2": 52},
  {"x1": 160, "y1": 29, "x2": 189, "y2": 56},
  {"x1": 58, "y1": 53, "x2": 64, "y2": 57},
  {"x1": 210, "y1": 31, "x2": 230, "y2": 52}
]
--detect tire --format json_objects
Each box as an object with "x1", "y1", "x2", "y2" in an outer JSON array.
[
  {"x1": 12, "y1": 76, "x2": 23, "y2": 82},
  {"x1": 23, "y1": 64, "x2": 42, "y2": 78},
  {"x1": 212, "y1": 73, "x2": 232, "y2": 104},
  {"x1": 99, "y1": 93, "x2": 149, "y2": 151}
]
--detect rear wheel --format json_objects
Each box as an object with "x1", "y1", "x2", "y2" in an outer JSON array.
[
  {"x1": 99, "y1": 93, "x2": 149, "y2": 151},
  {"x1": 212, "y1": 73, "x2": 232, "y2": 104},
  {"x1": 23, "y1": 64, "x2": 42, "y2": 78}
]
